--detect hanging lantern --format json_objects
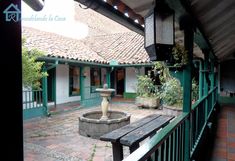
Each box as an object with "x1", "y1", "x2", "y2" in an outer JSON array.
[{"x1": 144, "y1": 0, "x2": 175, "y2": 61}]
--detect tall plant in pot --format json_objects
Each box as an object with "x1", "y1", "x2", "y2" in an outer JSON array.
[
  {"x1": 160, "y1": 76, "x2": 199, "y2": 116},
  {"x1": 135, "y1": 74, "x2": 160, "y2": 109},
  {"x1": 160, "y1": 77, "x2": 183, "y2": 116}
]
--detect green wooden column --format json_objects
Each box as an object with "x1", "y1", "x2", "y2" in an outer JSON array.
[
  {"x1": 199, "y1": 59, "x2": 204, "y2": 99},
  {"x1": 106, "y1": 68, "x2": 111, "y2": 88},
  {"x1": 217, "y1": 64, "x2": 220, "y2": 100},
  {"x1": 210, "y1": 60, "x2": 215, "y2": 104},
  {"x1": 182, "y1": 16, "x2": 194, "y2": 161},
  {"x1": 80, "y1": 66, "x2": 85, "y2": 106},
  {"x1": 42, "y1": 65, "x2": 48, "y2": 116},
  {"x1": 203, "y1": 52, "x2": 209, "y2": 118}
]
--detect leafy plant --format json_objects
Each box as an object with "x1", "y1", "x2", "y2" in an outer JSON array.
[
  {"x1": 136, "y1": 74, "x2": 160, "y2": 98},
  {"x1": 152, "y1": 61, "x2": 172, "y2": 83},
  {"x1": 160, "y1": 77, "x2": 183, "y2": 108},
  {"x1": 192, "y1": 78, "x2": 199, "y2": 101},
  {"x1": 171, "y1": 43, "x2": 188, "y2": 66},
  {"x1": 22, "y1": 38, "x2": 48, "y2": 89}
]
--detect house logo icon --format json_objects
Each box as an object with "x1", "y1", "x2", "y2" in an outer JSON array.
[{"x1": 3, "y1": 3, "x2": 21, "y2": 22}]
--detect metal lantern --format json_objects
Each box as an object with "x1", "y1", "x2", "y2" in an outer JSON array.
[{"x1": 144, "y1": 1, "x2": 175, "y2": 61}]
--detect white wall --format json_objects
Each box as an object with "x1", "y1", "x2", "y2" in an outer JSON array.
[
  {"x1": 56, "y1": 64, "x2": 81, "y2": 104},
  {"x1": 125, "y1": 67, "x2": 145, "y2": 93}
]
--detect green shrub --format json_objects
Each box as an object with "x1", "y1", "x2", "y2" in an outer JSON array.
[
  {"x1": 160, "y1": 78, "x2": 183, "y2": 108},
  {"x1": 136, "y1": 75, "x2": 159, "y2": 98}
]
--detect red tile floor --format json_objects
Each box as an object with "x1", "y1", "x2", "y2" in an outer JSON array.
[{"x1": 208, "y1": 105, "x2": 235, "y2": 161}]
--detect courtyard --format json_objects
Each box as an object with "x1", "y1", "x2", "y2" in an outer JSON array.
[{"x1": 23, "y1": 102, "x2": 168, "y2": 161}]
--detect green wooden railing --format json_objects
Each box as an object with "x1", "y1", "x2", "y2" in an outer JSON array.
[
  {"x1": 123, "y1": 86, "x2": 217, "y2": 161},
  {"x1": 23, "y1": 90, "x2": 45, "y2": 119}
]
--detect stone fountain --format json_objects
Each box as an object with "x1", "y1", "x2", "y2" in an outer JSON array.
[{"x1": 79, "y1": 84, "x2": 131, "y2": 139}]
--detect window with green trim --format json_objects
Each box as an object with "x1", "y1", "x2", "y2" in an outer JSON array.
[
  {"x1": 69, "y1": 66, "x2": 80, "y2": 96},
  {"x1": 90, "y1": 67, "x2": 101, "y2": 92}
]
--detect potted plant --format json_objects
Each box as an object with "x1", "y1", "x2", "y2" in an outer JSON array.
[
  {"x1": 160, "y1": 77, "x2": 199, "y2": 115},
  {"x1": 160, "y1": 77, "x2": 183, "y2": 116},
  {"x1": 135, "y1": 74, "x2": 160, "y2": 109}
]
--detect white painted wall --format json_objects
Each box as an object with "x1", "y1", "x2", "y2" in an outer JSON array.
[
  {"x1": 56, "y1": 64, "x2": 81, "y2": 104},
  {"x1": 125, "y1": 67, "x2": 145, "y2": 93}
]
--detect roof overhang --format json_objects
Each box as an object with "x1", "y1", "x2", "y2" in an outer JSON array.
[{"x1": 77, "y1": 0, "x2": 235, "y2": 62}]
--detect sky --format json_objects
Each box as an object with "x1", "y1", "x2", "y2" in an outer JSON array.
[{"x1": 22, "y1": 0, "x2": 89, "y2": 39}]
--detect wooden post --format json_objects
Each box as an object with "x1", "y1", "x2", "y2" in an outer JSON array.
[
  {"x1": 42, "y1": 65, "x2": 48, "y2": 115},
  {"x1": 80, "y1": 66, "x2": 85, "y2": 105},
  {"x1": 210, "y1": 60, "x2": 215, "y2": 104},
  {"x1": 181, "y1": 15, "x2": 194, "y2": 161},
  {"x1": 199, "y1": 59, "x2": 204, "y2": 99},
  {"x1": 112, "y1": 142, "x2": 124, "y2": 161},
  {"x1": 203, "y1": 52, "x2": 209, "y2": 118},
  {"x1": 106, "y1": 68, "x2": 111, "y2": 88}
]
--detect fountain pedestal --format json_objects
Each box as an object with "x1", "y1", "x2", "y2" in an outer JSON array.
[
  {"x1": 100, "y1": 93, "x2": 109, "y2": 120},
  {"x1": 96, "y1": 85, "x2": 115, "y2": 120}
]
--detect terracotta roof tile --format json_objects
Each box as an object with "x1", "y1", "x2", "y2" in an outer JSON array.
[
  {"x1": 22, "y1": 27, "x2": 108, "y2": 64},
  {"x1": 22, "y1": 27, "x2": 150, "y2": 65},
  {"x1": 82, "y1": 32, "x2": 150, "y2": 64}
]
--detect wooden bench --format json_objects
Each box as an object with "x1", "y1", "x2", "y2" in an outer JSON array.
[{"x1": 100, "y1": 114, "x2": 174, "y2": 161}]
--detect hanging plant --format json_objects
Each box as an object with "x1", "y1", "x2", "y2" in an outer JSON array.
[
  {"x1": 152, "y1": 61, "x2": 172, "y2": 84},
  {"x1": 171, "y1": 43, "x2": 188, "y2": 67}
]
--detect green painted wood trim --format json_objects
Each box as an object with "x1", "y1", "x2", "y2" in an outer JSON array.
[
  {"x1": 193, "y1": 59, "x2": 204, "y2": 99},
  {"x1": 123, "y1": 92, "x2": 136, "y2": 99},
  {"x1": 39, "y1": 57, "x2": 153, "y2": 68},
  {"x1": 46, "y1": 60, "x2": 58, "y2": 71},
  {"x1": 23, "y1": 106, "x2": 44, "y2": 120},
  {"x1": 123, "y1": 112, "x2": 189, "y2": 161},
  {"x1": 217, "y1": 64, "x2": 220, "y2": 98},
  {"x1": 199, "y1": 60, "x2": 204, "y2": 99},
  {"x1": 80, "y1": 66, "x2": 85, "y2": 102},
  {"x1": 219, "y1": 96, "x2": 235, "y2": 105},
  {"x1": 182, "y1": 21, "x2": 194, "y2": 161},
  {"x1": 110, "y1": 63, "x2": 153, "y2": 67},
  {"x1": 203, "y1": 53, "x2": 209, "y2": 118},
  {"x1": 38, "y1": 57, "x2": 110, "y2": 67},
  {"x1": 169, "y1": 71, "x2": 183, "y2": 86},
  {"x1": 192, "y1": 87, "x2": 217, "y2": 110},
  {"x1": 42, "y1": 65, "x2": 48, "y2": 116},
  {"x1": 210, "y1": 61, "x2": 215, "y2": 105}
]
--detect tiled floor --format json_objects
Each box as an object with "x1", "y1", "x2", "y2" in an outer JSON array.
[{"x1": 209, "y1": 105, "x2": 235, "y2": 161}]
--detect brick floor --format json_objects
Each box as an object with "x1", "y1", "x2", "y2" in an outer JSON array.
[
  {"x1": 210, "y1": 106, "x2": 235, "y2": 161},
  {"x1": 24, "y1": 102, "x2": 166, "y2": 161}
]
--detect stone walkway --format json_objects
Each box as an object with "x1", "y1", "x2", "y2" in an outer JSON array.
[{"x1": 24, "y1": 103, "x2": 166, "y2": 161}]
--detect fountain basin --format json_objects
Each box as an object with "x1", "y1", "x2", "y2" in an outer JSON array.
[{"x1": 79, "y1": 110, "x2": 131, "y2": 139}]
